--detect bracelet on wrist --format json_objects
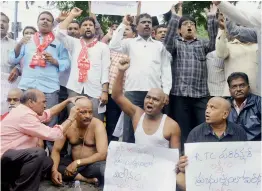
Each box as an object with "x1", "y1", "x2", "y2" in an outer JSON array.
[
  {"x1": 66, "y1": 118, "x2": 74, "y2": 123},
  {"x1": 102, "y1": 90, "x2": 108, "y2": 93}
]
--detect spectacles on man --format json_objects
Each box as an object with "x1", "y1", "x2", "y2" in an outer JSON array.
[
  {"x1": 182, "y1": 21, "x2": 195, "y2": 26},
  {"x1": 230, "y1": 83, "x2": 248, "y2": 90}
]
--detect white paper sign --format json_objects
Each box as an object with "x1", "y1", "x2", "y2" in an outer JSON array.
[
  {"x1": 91, "y1": 1, "x2": 178, "y2": 16},
  {"x1": 91, "y1": 1, "x2": 138, "y2": 16},
  {"x1": 1, "y1": 72, "x2": 21, "y2": 114},
  {"x1": 185, "y1": 142, "x2": 261, "y2": 191},
  {"x1": 104, "y1": 141, "x2": 179, "y2": 191}
]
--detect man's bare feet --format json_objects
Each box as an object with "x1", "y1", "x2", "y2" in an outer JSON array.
[{"x1": 85, "y1": 177, "x2": 99, "y2": 187}]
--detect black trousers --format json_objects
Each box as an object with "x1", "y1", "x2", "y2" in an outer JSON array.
[
  {"x1": 1, "y1": 148, "x2": 53, "y2": 191},
  {"x1": 58, "y1": 156, "x2": 106, "y2": 184},
  {"x1": 169, "y1": 96, "x2": 209, "y2": 151},
  {"x1": 105, "y1": 94, "x2": 121, "y2": 143}
]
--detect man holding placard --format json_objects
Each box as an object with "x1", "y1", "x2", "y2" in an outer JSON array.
[
  {"x1": 176, "y1": 96, "x2": 248, "y2": 190},
  {"x1": 112, "y1": 57, "x2": 181, "y2": 149}
]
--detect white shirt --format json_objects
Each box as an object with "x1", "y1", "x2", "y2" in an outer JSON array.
[
  {"x1": 56, "y1": 29, "x2": 110, "y2": 98},
  {"x1": 109, "y1": 23, "x2": 172, "y2": 95},
  {"x1": 1, "y1": 37, "x2": 16, "y2": 73},
  {"x1": 206, "y1": 51, "x2": 225, "y2": 96}
]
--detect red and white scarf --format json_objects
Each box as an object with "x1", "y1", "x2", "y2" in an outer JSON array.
[
  {"x1": 77, "y1": 38, "x2": 98, "y2": 82},
  {"x1": 29, "y1": 32, "x2": 55, "y2": 69}
]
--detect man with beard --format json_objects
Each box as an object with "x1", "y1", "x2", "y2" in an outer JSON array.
[
  {"x1": 56, "y1": 7, "x2": 110, "y2": 122},
  {"x1": 226, "y1": 72, "x2": 261, "y2": 141},
  {"x1": 112, "y1": 57, "x2": 180, "y2": 149},
  {"x1": 154, "y1": 24, "x2": 168, "y2": 42},
  {"x1": 1, "y1": 12, "x2": 21, "y2": 83},
  {"x1": 164, "y1": 3, "x2": 218, "y2": 150},
  {"x1": 109, "y1": 14, "x2": 172, "y2": 143},
  {"x1": 67, "y1": 20, "x2": 80, "y2": 38},
  {"x1": 51, "y1": 98, "x2": 107, "y2": 186},
  {"x1": 8, "y1": 11, "x2": 70, "y2": 147}
]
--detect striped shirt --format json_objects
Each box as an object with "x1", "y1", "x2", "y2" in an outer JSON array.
[
  {"x1": 206, "y1": 51, "x2": 225, "y2": 96},
  {"x1": 164, "y1": 14, "x2": 218, "y2": 98},
  {"x1": 108, "y1": 51, "x2": 127, "y2": 94}
]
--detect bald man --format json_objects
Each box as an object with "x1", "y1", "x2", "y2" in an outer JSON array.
[
  {"x1": 1, "y1": 89, "x2": 81, "y2": 191},
  {"x1": 1, "y1": 88, "x2": 23, "y2": 120},
  {"x1": 51, "y1": 98, "x2": 108, "y2": 187},
  {"x1": 175, "y1": 97, "x2": 247, "y2": 191},
  {"x1": 112, "y1": 57, "x2": 181, "y2": 149}
]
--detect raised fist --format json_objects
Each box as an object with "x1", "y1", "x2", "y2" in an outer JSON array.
[
  {"x1": 70, "y1": 7, "x2": 83, "y2": 17},
  {"x1": 118, "y1": 57, "x2": 131, "y2": 71}
]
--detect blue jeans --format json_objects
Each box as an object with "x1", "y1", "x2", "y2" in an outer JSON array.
[
  {"x1": 123, "y1": 91, "x2": 147, "y2": 143},
  {"x1": 105, "y1": 94, "x2": 121, "y2": 143}
]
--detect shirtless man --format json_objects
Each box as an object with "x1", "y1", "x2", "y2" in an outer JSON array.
[
  {"x1": 51, "y1": 98, "x2": 108, "y2": 186},
  {"x1": 112, "y1": 57, "x2": 181, "y2": 149}
]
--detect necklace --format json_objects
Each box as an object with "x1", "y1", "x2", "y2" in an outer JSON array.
[{"x1": 77, "y1": 127, "x2": 89, "y2": 159}]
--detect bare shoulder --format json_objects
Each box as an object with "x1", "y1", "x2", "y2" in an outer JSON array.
[
  {"x1": 91, "y1": 117, "x2": 106, "y2": 131},
  {"x1": 165, "y1": 116, "x2": 181, "y2": 134}
]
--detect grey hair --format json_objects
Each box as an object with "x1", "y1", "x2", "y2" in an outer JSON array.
[{"x1": 20, "y1": 89, "x2": 38, "y2": 104}]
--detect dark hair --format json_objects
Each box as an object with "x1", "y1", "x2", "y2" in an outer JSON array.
[
  {"x1": 79, "y1": 17, "x2": 96, "y2": 27},
  {"x1": 154, "y1": 24, "x2": 167, "y2": 33},
  {"x1": 20, "y1": 89, "x2": 38, "y2": 104},
  {"x1": 69, "y1": 20, "x2": 80, "y2": 27},
  {"x1": 136, "y1": 13, "x2": 152, "y2": 25},
  {"x1": 111, "y1": 23, "x2": 119, "y2": 27},
  {"x1": 37, "y1": 11, "x2": 54, "y2": 23},
  {"x1": 130, "y1": 24, "x2": 137, "y2": 35},
  {"x1": 22, "y1": 26, "x2": 37, "y2": 36},
  {"x1": 178, "y1": 15, "x2": 196, "y2": 29},
  {"x1": 1, "y1": 12, "x2": 9, "y2": 22},
  {"x1": 227, "y1": 72, "x2": 250, "y2": 87}
]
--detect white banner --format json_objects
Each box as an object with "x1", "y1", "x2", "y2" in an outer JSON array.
[
  {"x1": 185, "y1": 142, "x2": 261, "y2": 191},
  {"x1": 91, "y1": 1, "x2": 177, "y2": 16},
  {"x1": 104, "y1": 141, "x2": 179, "y2": 191},
  {"x1": 1, "y1": 72, "x2": 21, "y2": 114}
]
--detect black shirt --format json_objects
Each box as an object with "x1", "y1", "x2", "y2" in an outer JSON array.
[{"x1": 186, "y1": 121, "x2": 247, "y2": 143}]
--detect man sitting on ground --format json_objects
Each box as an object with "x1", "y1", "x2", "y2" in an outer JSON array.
[
  {"x1": 176, "y1": 96, "x2": 247, "y2": 190},
  {"x1": 112, "y1": 57, "x2": 181, "y2": 149},
  {"x1": 227, "y1": 72, "x2": 261, "y2": 141},
  {"x1": 1, "y1": 88, "x2": 23, "y2": 120},
  {"x1": 1, "y1": 89, "x2": 81, "y2": 191},
  {"x1": 51, "y1": 98, "x2": 108, "y2": 187}
]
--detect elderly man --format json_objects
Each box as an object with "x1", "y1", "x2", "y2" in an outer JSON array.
[
  {"x1": 56, "y1": 7, "x2": 110, "y2": 122},
  {"x1": 51, "y1": 98, "x2": 108, "y2": 186},
  {"x1": 176, "y1": 97, "x2": 247, "y2": 190},
  {"x1": 1, "y1": 89, "x2": 80, "y2": 191},
  {"x1": 112, "y1": 57, "x2": 180, "y2": 149},
  {"x1": 1, "y1": 88, "x2": 23, "y2": 120},
  {"x1": 227, "y1": 72, "x2": 261, "y2": 141},
  {"x1": 9, "y1": 11, "x2": 70, "y2": 146},
  {"x1": 0, "y1": 12, "x2": 21, "y2": 83}
]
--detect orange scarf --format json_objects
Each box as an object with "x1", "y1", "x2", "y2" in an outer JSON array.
[
  {"x1": 77, "y1": 38, "x2": 98, "y2": 82},
  {"x1": 29, "y1": 32, "x2": 55, "y2": 69}
]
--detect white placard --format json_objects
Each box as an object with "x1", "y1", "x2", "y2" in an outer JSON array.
[
  {"x1": 91, "y1": 1, "x2": 178, "y2": 16},
  {"x1": 185, "y1": 142, "x2": 261, "y2": 191},
  {"x1": 104, "y1": 141, "x2": 179, "y2": 191},
  {"x1": 91, "y1": 1, "x2": 138, "y2": 16},
  {"x1": 1, "y1": 72, "x2": 21, "y2": 114}
]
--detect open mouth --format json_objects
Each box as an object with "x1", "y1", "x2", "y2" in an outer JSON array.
[
  {"x1": 187, "y1": 28, "x2": 192, "y2": 32},
  {"x1": 144, "y1": 28, "x2": 150, "y2": 31},
  {"x1": 146, "y1": 105, "x2": 153, "y2": 111}
]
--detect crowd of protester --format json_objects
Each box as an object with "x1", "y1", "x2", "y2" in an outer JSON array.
[{"x1": 0, "y1": 1, "x2": 261, "y2": 190}]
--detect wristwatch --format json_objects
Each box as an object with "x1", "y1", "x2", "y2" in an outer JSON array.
[{"x1": 76, "y1": 159, "x2": 81, "y2": 167}]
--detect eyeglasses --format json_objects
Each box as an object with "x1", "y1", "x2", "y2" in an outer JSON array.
[
  {"x1": 181, "y1": 21, "x2": 195, "y2": 26},
  {"x1": 230, "y1": 84, "x2": 248, "y2": 90},
  {"x1": 7, "y1": 98, "x2": 20, "y2": 102}
]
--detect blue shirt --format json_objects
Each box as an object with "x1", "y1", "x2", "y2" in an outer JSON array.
[{"x1": 9, "y1": 33, "x2": 70, "y2": 93}]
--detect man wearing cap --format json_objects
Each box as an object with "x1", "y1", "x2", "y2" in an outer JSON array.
[{"x1": 164, "y1": 3, "x2": 218, "y2": 150}]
